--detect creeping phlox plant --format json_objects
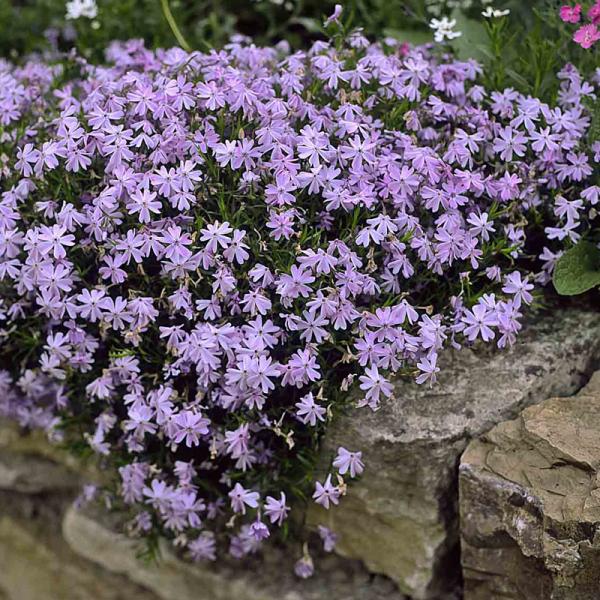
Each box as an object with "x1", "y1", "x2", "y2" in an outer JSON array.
[{"x1": 0, "y1": 20, "x2": 598, "y2": 574}]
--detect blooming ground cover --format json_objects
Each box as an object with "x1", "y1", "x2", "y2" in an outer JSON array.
[{"x1": 0, "y1": 3, "x2": 598, "y2": 578}]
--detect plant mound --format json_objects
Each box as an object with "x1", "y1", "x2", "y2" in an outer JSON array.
[{"x1": 0, "y1": 30, "x2": 596, "y2": 569}]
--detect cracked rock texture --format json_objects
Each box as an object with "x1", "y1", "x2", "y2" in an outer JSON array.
[
  {"x1": 0, "y1": 491, "x2": 157, "y2": 600},
  {"x1": 309, "y1": 310, "x2": 600, "y2": 599},
  {"x1": 63, "y1": 506, "x2": 405, "y2": 600},
  {"x1": 0, "y1": 420, "x2": 404, "y2": 600},
  {"x1": 0, "y1": 419, "x2": 83, "y2": 493},
  {"x1": 460, "y1": 370, "x2": 600, "y2": 599}
]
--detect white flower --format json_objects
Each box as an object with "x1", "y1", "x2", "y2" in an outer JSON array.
[
  {"x1": 429, "y1": 17, "x2": 463, "y2": 43},
  {"x1": 482, "y1": 6, "x2": 510, "y2": 18},
  {"x1": 65, "y1": 0, "x2": 98, "y2": 20}
]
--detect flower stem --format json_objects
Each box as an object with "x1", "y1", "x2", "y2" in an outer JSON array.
[{"x1": 160, "y1": 0, "x2": 191, "y2": 52}]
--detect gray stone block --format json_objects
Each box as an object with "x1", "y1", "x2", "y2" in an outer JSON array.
[
  {"x1": 0, "y1": 506, "x2": 157, "y2": 600},
  {"x1": 63, "y1": 506, "x2": 406, "y2": 600},
  {"x1": 310, "y1": 310, "x2": 600, "y2": 598},
  {"x1": 460, "y1": 371, "x2": 600, "y2": 599}
]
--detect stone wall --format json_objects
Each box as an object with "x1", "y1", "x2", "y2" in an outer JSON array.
[
  {"x1": 1, "y1": 309, "x2": 600, "y2": 600},
  {"x1": 460, "y1": 372, "x2": 600, "y2": 599},
  {"x1": 0, "y1": 420, "x2": 404, "y2": 600},
  {"x1": 309, "y1": 310, "x2": 600, "y2": 598}
]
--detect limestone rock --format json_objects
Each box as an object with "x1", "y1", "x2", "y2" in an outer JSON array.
[
  {"x1": 309, "y1": 310, "x2": 600, "y2": 599},
  {"x1": 0, "y1": 419, "x2": 102, "y2": 493},
  {"x1": 0, "y1": 420, "x2": 83, "y2": 493},
  {"x1": 0, "y1": 451, "x2": 78, "y2": 493},
  {"x1": 460, "y1": 371, "x2": 600, "y2": 599},
  {"x1": 63, "y1": 506, "x2": 406, "y2": 600},
  {"x1": 0, "y1": 506, "x2": 157, "y2": 600}
]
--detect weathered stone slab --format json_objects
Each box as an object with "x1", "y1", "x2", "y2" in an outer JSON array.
[
  {"x1": 310, "y1": 310, "x2": 600, "y2": 598},
  {"x1": 0, "y1": 419, "x2": 99, "y2": 493},
  {"x1": 0, "y1": 451, "x2": 77, "y2": 493},
  {"x1": 63, "y1": 506, "x2": 406, "y2": 600},
  {"x1": 460, "y1": 371, "x2": 600, "y2": 599},
  {"x1": 0, "y1": 500, "x2": 157, "y2": 600}
]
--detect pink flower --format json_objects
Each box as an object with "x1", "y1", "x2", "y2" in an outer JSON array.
[
  {"x1": 589, "y1": 2, "x2": 600, "y2": 25},
  {"x1": 559, "y1": 4, "x2": 581, "y2": 23},
  {"x1": 573, "y1": 23, "x2": 600, "y2": 48}
]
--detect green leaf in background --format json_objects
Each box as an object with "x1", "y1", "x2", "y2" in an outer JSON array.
[
  {"x1": 382, "y1": 28, "x2": 432, "y2": 46},
  {"x1": 288, "y1": 17, "x2": 323, "y2": 35},
  {"x1": 553, "y1": 241, "x2": 600, "y2": 296},
  {"x1": 505, "y1": 68, "x2": 531, "y2": 90},
  {"x1": 585, "y1": 97, "x2": 600, "y2": 144},
  {"x1": 450, "y1": 8, "x2": 488, "y2": 62}
]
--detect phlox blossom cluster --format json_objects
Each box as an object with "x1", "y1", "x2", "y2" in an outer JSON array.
[{"x1": 0, "y1": 29, "x2": 597, "y2": 571}]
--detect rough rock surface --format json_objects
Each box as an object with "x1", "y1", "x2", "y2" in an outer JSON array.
[
  {"x1": 0, "y1": 491, "x2": 158, "y2": 600},
  {"x1": 0, "y1": 419, "x2": 82, "y2": 493},
  {"x1": 0, "y1": 451, "x2": 77, "y2": 494},
  {"x1": 309, "y1": 310, "x2": 600, "y2": 598},
  {"x1": 63, "y1": 505, "x2": 405, "y2": 600},
  {"x1": 460, "y1": 371, "x2": 600, "y2": 599},
  {"x1": 0, "y1": 417, "x2": 405, "y2": 600}
]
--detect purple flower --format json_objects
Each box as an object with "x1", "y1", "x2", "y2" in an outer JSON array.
[
  {"x1": 229, "y1": 483, "x2": 259, "y2": 515},
  {"x1": 143, "y1": 479, "x2": 173, "y2": 512},
  {"x1": 247, "y1": 355, "x2": 280, "y2": 394},
  {"x1": 492, "y1": 126, "x2": 528, "y2": 161},
  {"x1": 312, "y1": 475, "x2": 340, "y2": 509},
  {"x1": 249, "y1": 519, "x2": 270, "y2": 541},
  {"x1": 324, "y1": 4, "x2": 343, "y2": 26},
  {"x1": 189, "y1": 534, "x2": 216, "y2": 561},
  {"x1": 462, "y1": 304, "x2": 498, "y2": 342},
  {"x1": 171, "y1": 411, "x2": 210, "y2": 448},
  {"x1": 415, "y1": 354, "x2": 440, "y2": 386},
  {"x1": 358, "y1": 365, "x2": 393, "y2": 409},
  {"x1": 127, "y1": 189, "x2": 162, "y2": 223},
  {"x1": 333, "y1": 447, "x2": 364, "y2": 478},
  {"x1": 264, "y1": 492, "x2": 290, "y2": 526},
  {"x1": 295, "y1": 392, "x2": 326, "y2": 426},
  {"x1": 294, "y1": 555, "x2": 314, "y2": 579},
  {"x1": 124, "y1": 404, "x2": 157, "y2": 439},
  {"x1": 318, "y1": 525, "x2": 338, "y2": 552},
  {"x1": 38, "y1": 225, "x2": 75, "y2": 259},
  {"x1": 502, "y1": 272, "x2": 534, "y2": 307},
  {"x1": 200, "y1": 221, "x2": 233, "y2": 253},
  {"x1": 76, "y1": 288, "x2": 106, "y2": 322}
]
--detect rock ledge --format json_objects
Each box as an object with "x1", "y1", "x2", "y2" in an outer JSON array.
[{"x1": 460, "y1": 371, "x2": 600, "y2": 599}]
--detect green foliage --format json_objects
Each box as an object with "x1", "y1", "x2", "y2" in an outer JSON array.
[
  {"x1": 475, "y1": 1, "x2": 598, "y2": 103},
  {"x1": 553, "y1": 242, "x2": 600, "y2": 296},
  {"x1": 585, "y1": 96, "x2": 600, "y2": 145},
  {"x1": 0, "y1": 0, "x2": 596, "y2": 109},
  {"x1": 450, "y1": 8, "x2": 488, "y2": 62},
  {"x1": 0, "y1": 0, "x2": 356, "y2": 58},
  {"x1": 0, "y1": 0, "x2": 439, "y2": 59}
]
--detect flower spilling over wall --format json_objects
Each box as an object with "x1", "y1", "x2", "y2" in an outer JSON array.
[{"x1": 0, "y1": 27, "x2": 597, "y2": 572}]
